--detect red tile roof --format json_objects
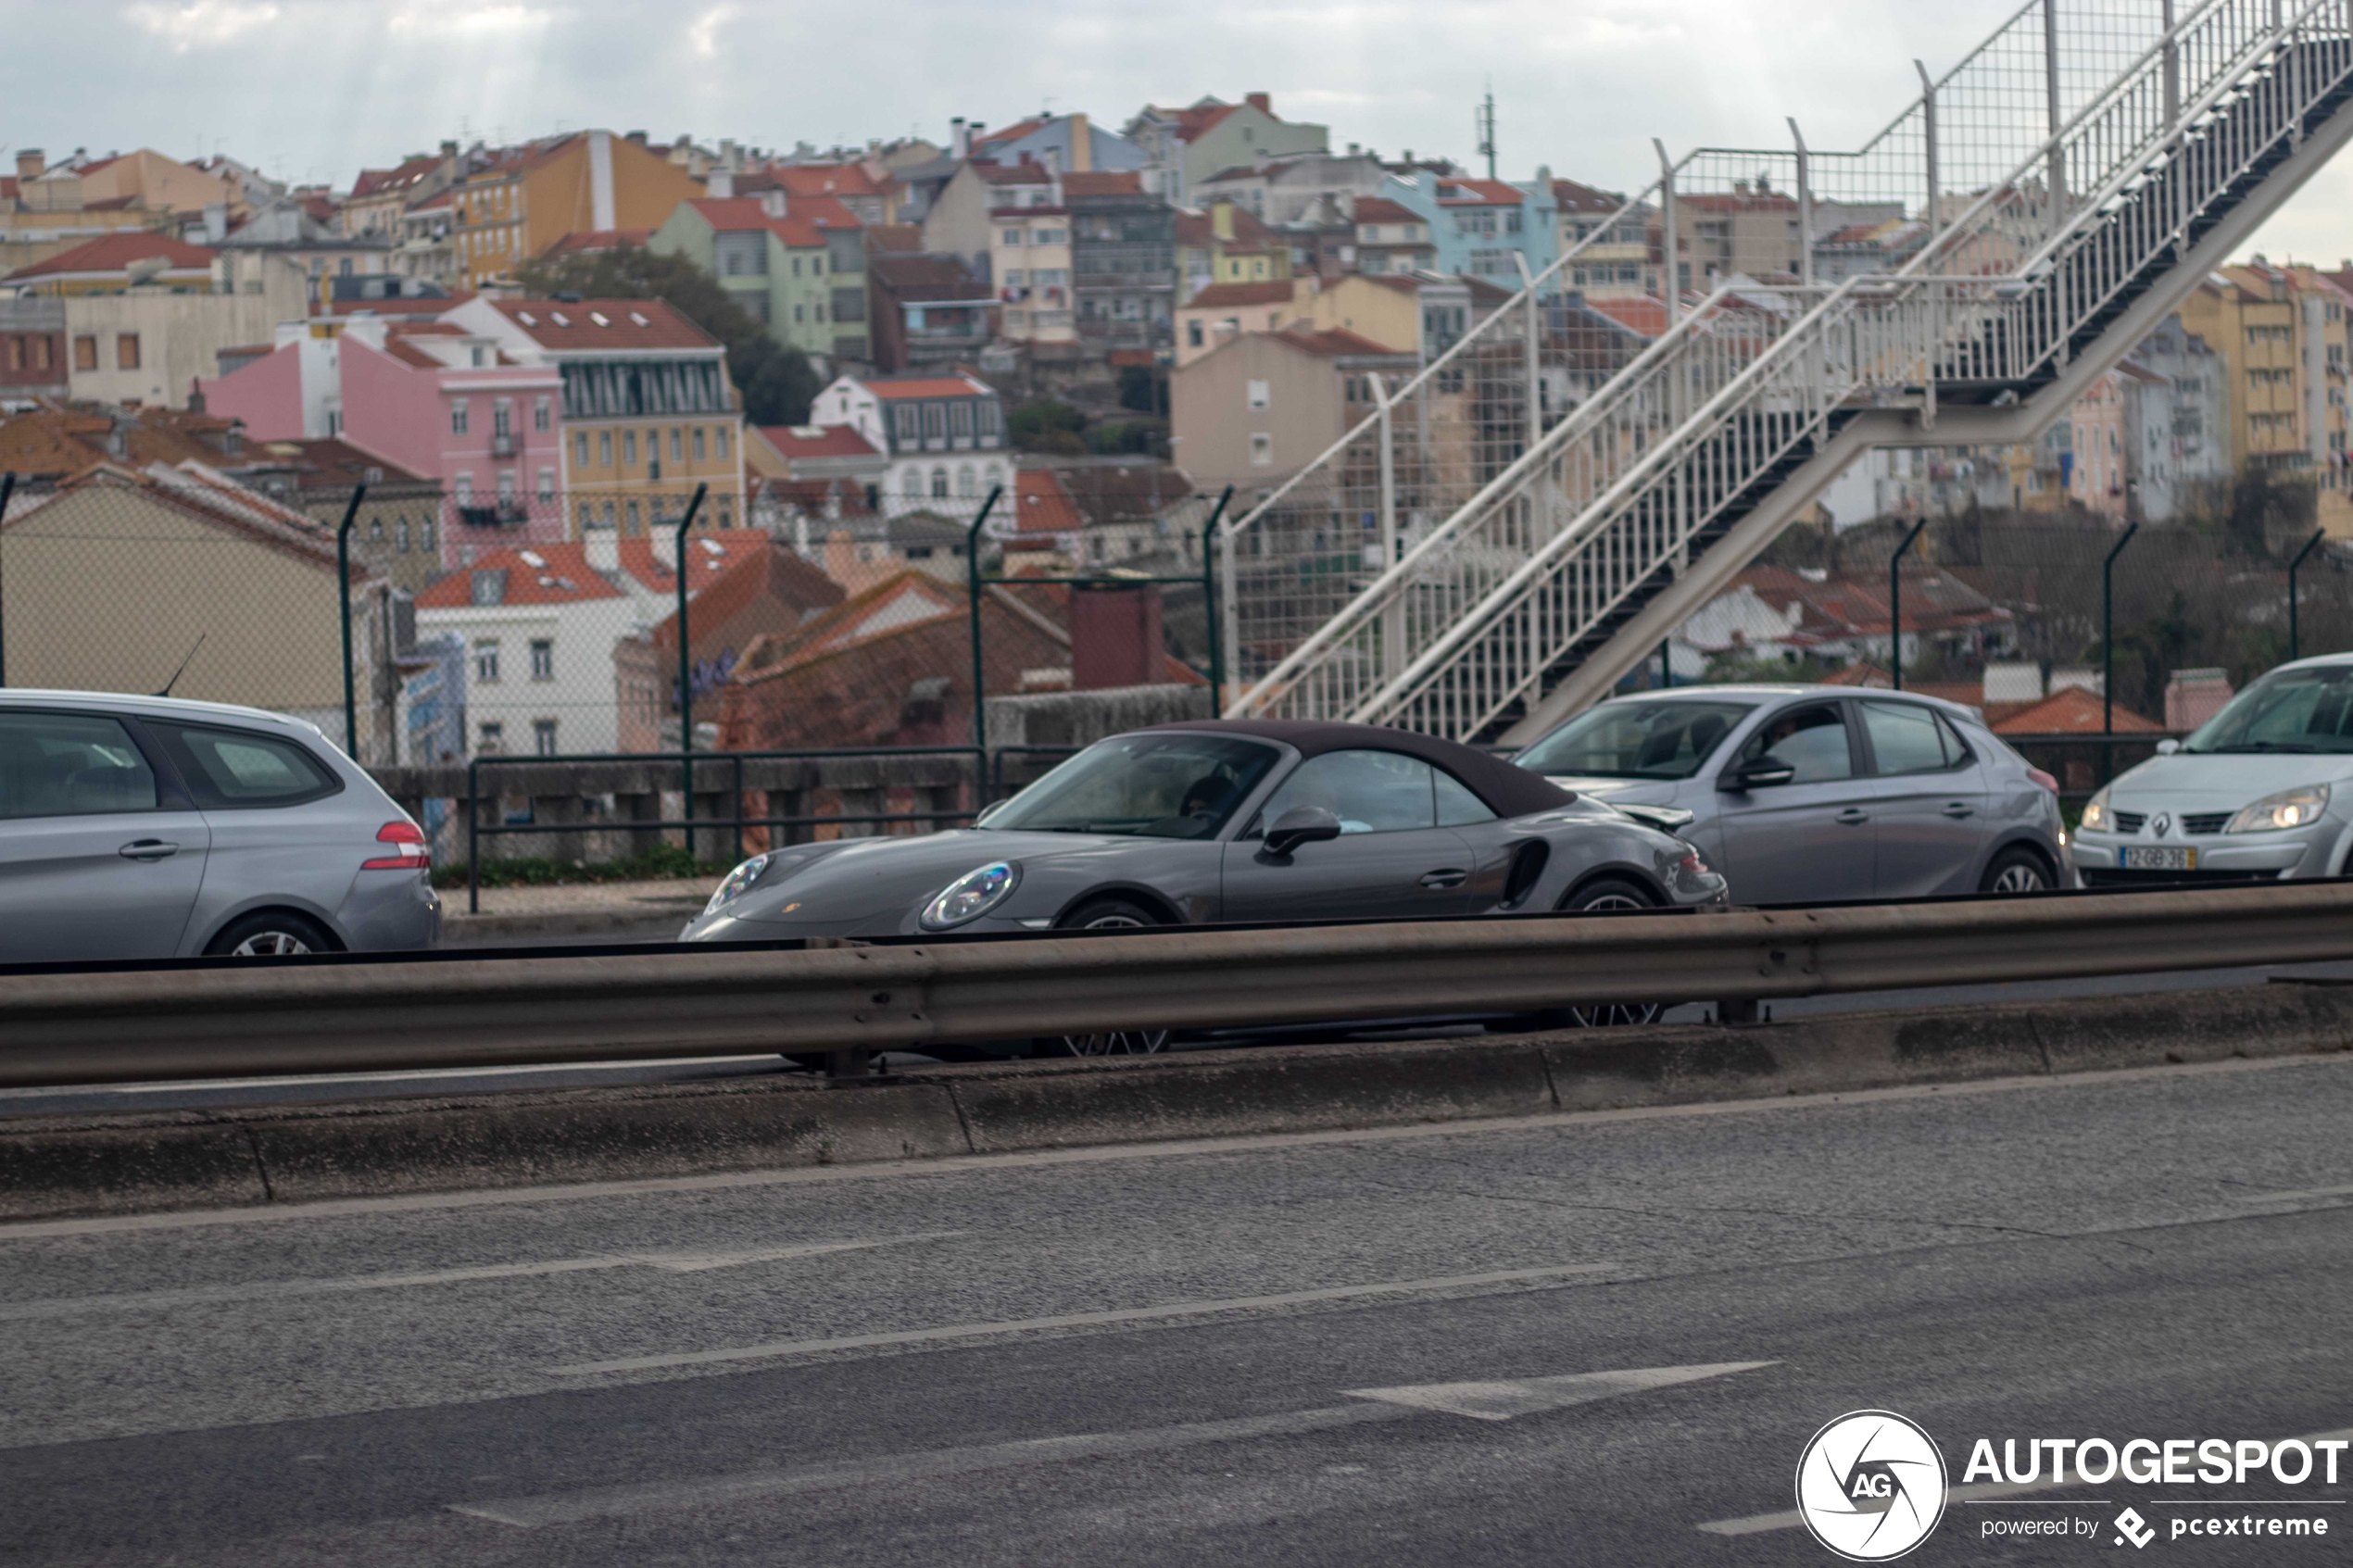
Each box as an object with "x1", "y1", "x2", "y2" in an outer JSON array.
[
  {"x1": 1012, "y1": 468, "x2": 1083, "y2": 535},
  {"x1": 1993, "y1": 685, "x2": 2165, "y2": 734},
  {"x1": 1586, "y1": 296, "x2": 1669, "y2": 337},
  {"x1": 4, "y1": 232, "x2": 216, "y2": 280},
  {"x1": 618, "y1": 529, "x2": 776, "y2": 596},
  {"x1": 758, "y1": 423, "x2": 878, "y2": 461},
  {"x1": 349, "y1": 154, "x2": 443, "y2": 201},
  {"x1": 1351, "y1": 196, "x2": 1420, "y2": 226},
  {"x1": 1061, "y1": 170, "x2": 1144, "y2": 198},
  {"x1": 863, "y1": 372, "x2": 991, "y2": 400},
  {"x1": 970, "y1": 161, "x2": 1056, "y2": 186},
  {"x1": 1184, "y1": 281, "x2": 1295, "y2": 309},
  {"x1": 683, "y1": 195, "x2": 858, "y2": 246},
  {"x1": 492, "y1": 298, "x2": 720, "y2": 353},
  {"x1": 1158, "y1": 103, "x2": 1239, "y2": 144},
  {"x1": 739, "y1": 164, "x2": 886, "y2": 199},
  {"x1": 414, "y1": 543, "x2": 625, "y2": 608},
  {"x1": 1437, "y1": 177, "x2": 1525, "y2": 206},
  {"x1": 1276, "y1": 326, "x2": 1403, "y2": 358},
  {"x1": 864, "y1": 222, "x2": 924, "y2": 254},
  {"x1": 1551, "y1": 178, "x2": 1623, "y2": 214},
  {"x1": 974, "y1": 118, "x2": 1051, "y2": 150},
  {"x1": 546, "y1": 228, "x2": 652, "y2": 254}
]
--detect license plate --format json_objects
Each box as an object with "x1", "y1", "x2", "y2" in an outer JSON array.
[{"x1": 2121, "y1": 846, "x2": 2196, "y2": 871}]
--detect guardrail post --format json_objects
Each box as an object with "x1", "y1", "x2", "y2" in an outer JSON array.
[
  {"x1": 2102, "y1": 521, "x2": 2140, "y2": 773},
  {"x1": 335, "y1": 483, "x2": 368, "y2": 759},
  {"x1": 2290, "y1": 528, "x2": 2326, "y2": 661},
  {"x1": 673, "y1": 483, "x2": 708, "y2": 860},
  {"x1": 0, "y1": 470, "x2": 14, "y2": 687},
  {"x1": 825, "y1": 1047, "x2": 875, "y2": 1080},
  {"x1": 1889, "y1": 517, "x2": 1927, "y2": 689},
  {"x1": 1200, "y1": 486, "x2": 1233, "y2": 704},
  {"x1": 965, "y1": 485, "x2": 1002, "y2": 756}
]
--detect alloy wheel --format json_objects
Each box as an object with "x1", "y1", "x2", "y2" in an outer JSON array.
[{"x1": 229, "y1": 931, "x2": 314, "y2": 957}]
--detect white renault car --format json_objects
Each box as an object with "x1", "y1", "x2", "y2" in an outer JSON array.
[{"x1": 2074, "y1": 654, "x2": 2353, "y2": 886}]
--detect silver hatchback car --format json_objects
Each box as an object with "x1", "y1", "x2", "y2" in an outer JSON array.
[
  {"x1": 0, "y1": 690, "x2": 440, "y2": 962},
  {"x1": 1512, "y1": 684, "x2": 2070, "y2": 903}
]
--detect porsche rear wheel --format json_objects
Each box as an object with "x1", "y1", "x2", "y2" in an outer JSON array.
[
  {"x1": 1042, "y1": 899, "x2": 1174, "y2": 1057},
  {"x1": 1484, "y1": 879, "x2": 1668, "y2": 1029}
]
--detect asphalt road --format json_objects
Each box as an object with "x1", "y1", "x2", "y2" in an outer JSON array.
[{"x1": 4, "y1": 1053, "x2": 2350, "y2": 1564}]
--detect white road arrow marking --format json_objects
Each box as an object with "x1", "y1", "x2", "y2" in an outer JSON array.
[{"x1": 454, "y1": 1361, "x2": 1772, "y2": 1527}]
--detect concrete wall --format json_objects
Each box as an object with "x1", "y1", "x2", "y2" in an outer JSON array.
[
  {"x1": 1170, "y1": 334, "x2": 1345, "y2": 488},
  {"x1": 65, "y1": 289, "x2": 305, "y2": 408},
  {"x1": 983, "y1": 683, "x2": 1213, "y2": 749}
]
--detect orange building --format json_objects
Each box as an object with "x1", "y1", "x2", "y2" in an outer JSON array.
[{"x1": 447, "y1": 132, "x2": 704, "y2": 289}]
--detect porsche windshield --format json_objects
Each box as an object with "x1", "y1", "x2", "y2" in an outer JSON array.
[
  {"x1": 1514, "y1": 699, "x2": 1755, "y2": 780},
  {"x1": 985, "y1": 734, "x2": 1279, "y2": 838},
  {"x1": 2183, "y1": 664, "x2": 2353, "y2": 753}
]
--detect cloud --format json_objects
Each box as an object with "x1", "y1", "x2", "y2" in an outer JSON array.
[
  {"x1": 123, "y1": 1, "x2": 280, "y2": 51},
  {"x1": 687, "y1": 4, "x2": 737, "y2": 59},
  {"x1": 384, "y1": 3, "x2": 559, "y2": 37}
]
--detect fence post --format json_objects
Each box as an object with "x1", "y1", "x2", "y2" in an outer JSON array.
[
  {"x1": 2043, "y1": 0, "x2": 2066, "y2": 235},
  {"x1": 466, "y1": 757, "x2": 482, "y2": 915},
  {"x1": 1199, "y1": 485, "x2": 1233, "y2": 704},
  {"x1": 335, "y1": 483, "x2": 368, "y2": 759},
  {"x1": 1655, "y1": 139, "x2": 1678, "y2": 328},
  {"x1": 2290, "y1": 527, "x2": 2326, "y2": 661},
  {"x1": 1917, "y1": 60, "x2": 1940, "y2": 256},
  {"x1": 1889, "y1": 517, "x2": 1927, "y2": 689},
  {"x1": 965, "y1": 485, "x2": 1003, "y2": 755},
  {"x1": 673, "y1": 483, "x2": 708, "y2": 858},
  {"x1": 1788, "y1": 118, "x2": 1813, "y2": 290},
  {"x1": 2102, "y1": 521, "x2": 2140, "y2": 752},
  {"x1": 0, "y1": 470, "x2": 14, "y2": 687},
  {"x1": 1512, "y1": 253, "x2": 1541, "y2": 450}
]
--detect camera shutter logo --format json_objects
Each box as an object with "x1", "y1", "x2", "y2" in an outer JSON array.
[{"x1": 1794, "y1": 1410, "x2": 1948, "y2": 1561}]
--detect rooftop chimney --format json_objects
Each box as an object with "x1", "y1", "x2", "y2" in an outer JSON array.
[
  {"x1": 951, "y1": 117, "x2": 969, "y2": 158},
  {"x1": 707, "y1": 169, "x2": 735, "y2": 199},
  {"x1": 15, "y1": 148, "x2": 44, "y2": 182},
  {"x1": 439, "y1": 139, "x2": 458, "y2": 160},
  {"x1": 1212, "y1": 200, "x2": 1235, "y2": 242},
  {"x1": 1245, "y1": 93, "x2": 1271, "y2": 115},
  {"x1": 1066, "y1": 112, "x2": 1091, "y2": 173},
  {"x1": 624, "y1": 130, "x2": 648, "y2": 145},
  {"x1": 759, "y1": 188, "x2": 786, "y2": 219},
  {"x1": 584, "y1": 524, "x2": 619, "y2": 574}
]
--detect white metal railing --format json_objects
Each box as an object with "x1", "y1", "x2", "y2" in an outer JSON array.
[{"x1": 1219, "y1": 0, "x2": 2353, "y2": 736}]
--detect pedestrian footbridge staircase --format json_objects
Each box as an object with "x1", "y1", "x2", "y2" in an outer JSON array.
[{"x1": 1219, "y1": 0, "x2": 2353, "y2": 743}]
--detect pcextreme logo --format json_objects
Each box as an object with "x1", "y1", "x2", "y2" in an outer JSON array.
[{"x1": 1794, "y1": 1410, "x2": 1950, "y2": 1562}]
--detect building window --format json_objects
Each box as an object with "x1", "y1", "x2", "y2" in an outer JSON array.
[
  {"x1": 474, "y1": 641, "x2": 501, "y2": 684},
  {"x1": 625, "y1": 499, "x2": 640, "y2": 531},
  {"x1": 1250, "y1": 433, "x2": 1274, "y2": 466},
  {"x1": 326, "y1": 410, "x2": 343, "y2": 436},
  {"x1": 478, "y1": 721, "x2": 504, "y2": 754},
  {"x1": 598, "y1": 430, "x2": 612, "y2": 465},
  {"x1": 422, "y1": 516, "x2": 436, "y2": 551},
  {"x1": 931, "y1": 467, "x2": 950, "y2": 498},
  {"x1": 529, "y1": 639, "x2": 555, "y2": 681},
  {"x1": 32, "y1": 335, "x2": 51, "y2": 370},
  {"x1": 117, "y1": 333, "x2": 140, "y2": 370},
  {"x1": 534, "y1": 720, "x2": 559, "y2": 757},
  {"x1": 573, "y1": 432, "x2": 588, "y2": 466},
  {"x1": 5, "y1": 336, "x2": 19, "y2": 371},
  {"x1": 534, "y1": 395, "x2": 552, "y2": 432},
  {"x1": 670, "y1": 428, "x2": 684, "y2": 463},
  {"x1": 623, "y1": 431, "x2": 637, "y2": 467},
  {"x1": 956, "y1": 463, "x2": 976, "y2": 497},
  {"x1": 369, "y1": 517, "x2": 384, "y2": 544},
  {"x1": 454, "y1": 471, "x2": 473, "y2": 503},
  {"x1": 451, "y1": 398, "x2": 470, "y2": 435},
  {"x1": 1001, "y1": 228, "x2": 1025, "y2": 247},
  {"x1": 602, "y1": 501, "x2": 616, "y2": 529},
  {"x1": 497, "y1": 470, "x2": 518, "y2": 506},
  {"x1": 903, "y1": 468, "x2": 923, "y2": 497},
  {"x1": 951, "y1": 402, "x2": 973, "y2": 438},
  {"x1": 1187, "y1": 320, "x2": 1203, "y2": 348},
  {"x1": 1246, "y1": 379, "x2": 1270, "y2": 410},
  {"x1": 693, "y1": 427, "x2": 706, "y2": 461},
  {"x1": 717, "y1": 498, "x2": 733, "y2": 527},
  {"x1": 493, "y1": 397, "x2": 512, "y2": 438},
  {"x1": 396, "y1": 519, "x2": 411, "y2": 552},
  {"x1": 715, "y1": 426, "x2": 729, "y2": 460},
  {"x1": 537, "y1": 467, "x2": 556, "y2": 502},
  {"x1": 894, "y1": 405, "x2": 919, "y2": 444},
  {"x1": 793, "y1": 304, "x2": 804, "y2": 323}
]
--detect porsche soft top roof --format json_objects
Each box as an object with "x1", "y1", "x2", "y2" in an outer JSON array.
[{"x1": 1145, "y1": 719, "x2": 1573, "y2": 820}]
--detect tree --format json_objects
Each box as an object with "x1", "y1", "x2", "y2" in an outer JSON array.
[
  {"x1": 512, "y1": 243, "x2": 820, "y2": 426},
  {"x1": 1009, "y1": 398, "x2": 1088, "y2": 455}
]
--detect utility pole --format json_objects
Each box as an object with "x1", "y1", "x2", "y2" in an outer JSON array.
[{"x1": 1476, "y1": 87, "x2": 1498, "y2": 182}]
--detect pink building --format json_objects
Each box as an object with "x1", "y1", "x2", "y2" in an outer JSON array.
[{"x1": 199, "y1": 315, "x2": 565, "y2": 567}]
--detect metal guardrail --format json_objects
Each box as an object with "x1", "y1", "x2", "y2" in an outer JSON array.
[{"x1": 2, "y1": 882, "x2": 2349, "y2": 1089}]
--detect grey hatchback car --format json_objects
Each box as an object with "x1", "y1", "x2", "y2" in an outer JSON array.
[
  {"x1": 1512, "y1": 684, "x2": 2071, "y2": 903},
  {"x1": 0, "y1": 690, "x2": 440, "y2": 962}
]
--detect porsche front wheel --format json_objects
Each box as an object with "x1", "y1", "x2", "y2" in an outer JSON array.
[{"x1": 1041, "y1": 898, "x2": 1174, "y2": 1056}]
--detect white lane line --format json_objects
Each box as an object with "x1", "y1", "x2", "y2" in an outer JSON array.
[
  {"x1": 1696, "y1": 1426, "x2": 2353, "y2": 1537},
  {"x1": 0, "y1": 1055, "x2": 783, "y2": 1101},
  {"x1": 2233, "y1": 1183, "x2": 2353, "y2": 1205},
  {"x1": 7, "y1": 1050, "x2": 2347, "y2": 1242},
  {"x1": 549, "y1": 1262, "x2": 1620, "y2": 1376},
  {"x1": 454, "y1": 1404, "x2": 1409, "y2": 1526},
  {"x1": 0, "y1": 1233, "x2": 959, "y2": 1323}
]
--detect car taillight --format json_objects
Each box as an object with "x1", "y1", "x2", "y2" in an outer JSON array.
[
  {"x1": 2027, "y1": 768, "x2": 2060, "y2": 795},
  {"x1": 362, "y1": 821, "x2": 430, "y2": 870}
]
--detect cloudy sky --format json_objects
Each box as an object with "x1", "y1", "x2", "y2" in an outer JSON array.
[{"x1": 8, "y1": 0, "x2": 2347, "y2": 262}]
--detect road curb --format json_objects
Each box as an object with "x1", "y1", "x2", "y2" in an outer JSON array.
[{"x1": 1, "y1": 982, "x2": 2347, "y2": 1221}]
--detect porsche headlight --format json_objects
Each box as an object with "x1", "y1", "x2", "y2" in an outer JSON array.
[
  {"x1": 2226, "y1": 784, "x2": 2331, "y2": 834},
  {"x1": 920, "y1": 860, "x2": 1021, "y2": 930},
  {"x1": 2080, "y1": 787, "x2": 2111, "y2": 833},
  {"x1": 702, "y1": 853, "x2": 773, "y2": 916}
]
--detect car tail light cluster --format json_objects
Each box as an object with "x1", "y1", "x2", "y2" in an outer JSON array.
[{"x1": 362, "y1": 821, "x2": 430, "y2": 871}]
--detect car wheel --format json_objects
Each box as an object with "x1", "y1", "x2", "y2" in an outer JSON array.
[
  {"x1": 206, "y1": 910, "x2": 336, "y2": 958},
  {"x1": 1040, "y1": 898, "x2": 1174, "y2": 1057},
  {"x1": 1980, "y1": 847, "x2": 2052, "y2": 896},
  {"x1": 1558, "y1": 876, "x2": 1657, "y2": 914}
]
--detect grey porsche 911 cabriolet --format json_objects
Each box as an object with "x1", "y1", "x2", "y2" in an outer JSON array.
[{"x1": 681, "y1": 719, "x2": 1728, "y2": 947}]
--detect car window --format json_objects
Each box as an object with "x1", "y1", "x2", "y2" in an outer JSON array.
[
  {"x1": 1861, "y1": 701, "x2": 1956, "y2": 776},
  {"x1": 152, "y1": 723, "x2": 340, "y2": 809},
  {"x1": 1255, "y1": 750, "x2": 1438, "y2": 834},
  {"x1": 1434, "y1": 769, "x2": 1497, "y2": 826},
  {"x1": 0, "y1": 712, "x2": 159, "y2": 819},
  {"x1": 985, "y1": 733, "x2": 1277, "y2": 838},
  {"x1": 2183, "y1": 664, "x2": 2353, "y2": 753},
  {"x1": 1934, "y1": 713, "x2": 1976, "y2": 766},
  {"x1": 1739, "y1": 704, "x2": 1854, "y2": 784},
  {"x1": 1514, "y1": 699, "x2": 1754, "y2": 780}
]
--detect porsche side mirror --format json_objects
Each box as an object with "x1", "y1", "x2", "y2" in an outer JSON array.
[
  {"x1": 1264, "y1": 805, "x2": 1342, "y2": 856},
  {"x1": 2155, "y1": 738, "x2": 2181, "y2": 756},
  {"x1": 1718, "y1": 759, "x2": 1796, "y2": 792}
]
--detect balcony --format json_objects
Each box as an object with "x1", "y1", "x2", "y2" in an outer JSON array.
[
  {"x1": 490, "y1": 433, "x2": 516, "y2": 458},
  {"x1": 457, "y1": 502, "x2": 529, "y2": 528}
]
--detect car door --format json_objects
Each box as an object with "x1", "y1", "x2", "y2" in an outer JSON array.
[
  {"x1": 0, "y1": 709, "x2": 212, "y2": 962},
  {"x1": 1708, "y1": 700, "x2": 1877, "y2": 904},
  {"x1": 1221, "y1": 749, "x2": 1477, "y2": 921},
  {"x1": 141, "y1": 721, "x2": 354, "y2": 946},
  {"x1": 1856, "y1": 698, "x2": 1990, "y2": 898}
]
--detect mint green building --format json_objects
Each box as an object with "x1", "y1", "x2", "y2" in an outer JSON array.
[{"x1": 650, "y1": 194, "x2": 869, "y2": 366}]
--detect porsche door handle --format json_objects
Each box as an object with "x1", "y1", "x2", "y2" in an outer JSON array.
[
  {"x1": 1418, "y1": 868, "x2": 1468, "y2": 888},
  {"x1": 119, "y1": 839, "x2": 180, "y2": 860},
  {"x1": 1833, "y1": 809, "x2": 1869, "y2": 826}
]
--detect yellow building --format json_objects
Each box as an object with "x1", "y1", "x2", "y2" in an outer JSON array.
[
  {"x1": 447, "y1": 132, "x2": 705, "y2": 290},
  {"x1": 2179, "y1": 260, "x2": 2353, "y2": 533},
  {"x1": 448, "y1": 295, "x2": 748, "y2": 535},
  {"x1": 1176, "y1": 202, "x2": 1291, "y2": 303}
]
